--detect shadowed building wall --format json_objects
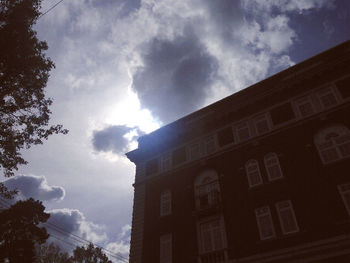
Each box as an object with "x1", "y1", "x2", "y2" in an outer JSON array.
[{"x1": 127, "y1": 40, "x2": 350, "y2": 263}]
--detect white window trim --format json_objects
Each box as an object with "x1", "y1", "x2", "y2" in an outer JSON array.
[
  {"x1": 245, "y1": 159, "x2": 263, "y2": 188},
  {"x1": 196, "y1": 216, "x2": 227, "y2": 254},
  {"x1": 293, "y1": 95, "x2": 315, "y2": 118},
  {"x1": 314, "y1": 124, "x2": 350, "y2": 164},
  {"x1": 194, "y1": 170, "x2": 220, "y2": 210},
  {"x1": 338, "y1": 183, "x2": 350, "y2": 216},
  {"x1": 264, "y1": 153, "x2": 283, "y2": 181},
  {"x1": 255, "y1": 206, "x2": 276, "y2": 240},
  {"x1": 275, "y1": 200, "x2": 299, "y2": 235},
  {"x1": 316, "y1": 86, "x2": 338, "y2": 109}
]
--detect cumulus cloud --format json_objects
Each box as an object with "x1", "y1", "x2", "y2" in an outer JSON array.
[
  {"x1": 3, "y1": 174, "x2": 65, "y2": 202},
  {"x1": 92, "y1": 125, "x2": 143, "y2": 155},
  {"x1": 48, "y1": 208, "x2": 107, "y2": 244},
  {"x1": 132, "y1": 29, "x2": 218, "y2": 123},
  {"x1": 106, "y1": 224, "x2": 131, "y2": 259}
]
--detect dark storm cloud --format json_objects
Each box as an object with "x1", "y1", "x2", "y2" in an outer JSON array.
[
  {"x1": 132, "y1": 31, "x2": 219, "y2": 123},
  {"x1": 49, "y1": 209, "x2": 82, "y2": 234},
  {"x1": 92, "y1": 125, "x2": 142, "y2": 155},
  {"x1": 4, "y1": 175, "x2": 65, "y2": 202}
]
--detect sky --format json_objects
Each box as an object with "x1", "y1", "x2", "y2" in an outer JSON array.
[{"x1": 2, "y1": 0, "x2": 350, "y2": 261}]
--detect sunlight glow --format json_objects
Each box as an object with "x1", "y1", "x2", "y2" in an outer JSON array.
[{"x1": 104, "y1": 88, "x2": 161, "y2": 134}]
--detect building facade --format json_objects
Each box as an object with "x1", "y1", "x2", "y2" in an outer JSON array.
[{"x1": 126, "y1": 41, "x2": 350, "y2": 263}]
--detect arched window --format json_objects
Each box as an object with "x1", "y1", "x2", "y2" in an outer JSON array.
[
  {"x1": 264, "y1": 153, "x2": 283, "y2": 181},
  {"x1": 314, "y1": 125, "x2": 350, "y2": 164},
  {"x1": 194, "y1": 170, "x2": 220, "y2": 210},
  {"x1": 245, "y1": 160, "x2": 263, "y2": 187}
]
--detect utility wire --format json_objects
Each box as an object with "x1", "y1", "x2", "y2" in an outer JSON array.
[
  {"x1": 39, "y1": 0, "x2": 65, "y2": 19},
  {"x1": 0, "y1": 196, "x2": 128, "y2": 262}
]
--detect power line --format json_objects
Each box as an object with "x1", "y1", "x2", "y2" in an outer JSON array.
[
  {"x1": 46, "y1": 219, "x2": 129, "y2": 262},
  {"x1": 39, "y1": 0, "x2": 65, "y2": 19},
  {"x1": 0, "y1": 197, "x2": 129, "y2": 262}
]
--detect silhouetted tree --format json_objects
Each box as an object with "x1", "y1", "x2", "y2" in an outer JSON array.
[
  {"x1": 35, "y1": 242, "x2": 71, "y2": 263},
  {"x1": 0, "y1": 198, "x2": 50, "y2": 263},
  {"x1": 0, "y1": 0, "x2": 68, "y2": 181},
  {"x1": 70, "y1": 243, "x2": 112, "y2": 263}
]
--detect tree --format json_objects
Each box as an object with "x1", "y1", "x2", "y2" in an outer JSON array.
[
  {"x1": 0, "y1": 0, "x2": 68, "y2": 179},
  {"x1": 35, "y1": 242, "x2": 71, "y2": 263},
  {"x1": 70, "y1": 243, "x2": 112, "y2": 263},
  {"x1": 0, "y1": 198, "x2": 50, "y2": 263}
]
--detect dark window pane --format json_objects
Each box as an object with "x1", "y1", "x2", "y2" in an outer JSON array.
[
  {"x1": 146, "y1": 158, "x2": 158, "y2": 176},
  {"x1": 172, "y1": 147, "x2": 186, "y2": 166},
  {"x1": 217, "y1": 127, "x2": 234, "y2": 147},
  {"x1": 336, "y1": 76, "x2": 350, "y2": 98},
  {"x1": 270, "y1": 102, "x2": 295, "y2": 125}
]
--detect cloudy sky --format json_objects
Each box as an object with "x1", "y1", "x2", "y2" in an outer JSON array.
[{"x1": 2, "y1": 0, "x2": 350, "y2": 261}]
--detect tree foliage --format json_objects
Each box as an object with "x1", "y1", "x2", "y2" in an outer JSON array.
[
  {"x1": 70, "y1": 243, "x2": 112, "y2": 263},
  {"x1": 35, "y1": 242, "x2": 71, "y2": 263},
  {"x1": 0, "y1": 198, "x2": 50, "y2": 262},
  {"x1": 0, "y1": 0, "x2": 68, "y2": 178}
]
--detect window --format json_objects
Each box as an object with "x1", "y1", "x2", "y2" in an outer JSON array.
[
  {"x1": 270, "y1": 102, "x2": 295, "y2": 125},
  {"x1": 245, "y1": 160, "x2": 263, "y2": 187},
  {"x1": 338, "y1": 183, "x2": 350, "y2": 216},
  {"x1": 317, "y1": 87, "x2": 338, "y2": 108},
  {"x1": 160, "y1": 190, "x2": 171, "y2": 216},
  {"x1": 276, "y1": 200, "x2": 299, "y2": 234},
  {"x1": 199, "y1": 219, "x2": 225, "y2": 253},
  {"x1": 217, "y1": 127, "x2": 234, "y2": 147},
  {"x1": 161, "y1": 153, "x2": 171, "y2": 172},
  {"x1": 255, "y1": 206, "x2": 275, "y2": 240},
  {"x1": 172, "y1": 147, "x2": 187, "y2": 166},
  {"x1": 294, "y1": 96, "x2": 315, "y2": 117},
  {"x1": 160, "y1": 234, "x2": 172, "y2": 263},
  {"x1": 236, "y1": 122, "x2": 250, "y2": 141},
  {"x1": 336, "y1": 76, "x2": 350, "y2": 98},
  {"x1": 204, "y1": 136, "x2": 217, "y2": 155},
  {"x1": 264, "y1": 153, "x2": 283, "y2": 181},
  {"x1": 146, "y1": 158, "x2": 159, "y2": 176},
  {"x1": 254, "y1": 114, "x2": 270, "y2": 135},
  {"x1": 314, "y1": 125, "x2": 350, "y2": 164},
  {"x1": 194, "y1": 170, "x2": 220, "y2": 210},
  {"x1": 189, "y1": 142, "x2": 202, "y2": 160}
]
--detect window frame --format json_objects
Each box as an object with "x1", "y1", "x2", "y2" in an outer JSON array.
[
  {"x1": 314, "y1": 125, "x2": 350, "y2": 164},
  {"x1": 160, "y1": 233, "x2": 172, "y2": 263},
  {"x1": 275, "y1": 200, "x2": 299, "y2": 235},
  {"x1": 161, "y1": 152, "x2": 172, "y2": 172},
  {"x1": 316, "y1": 86, "x2": 338, "y2": 109},
  {"x1": 236, "y1": 121, "x2": 251, "y2": 142},
  {"x1": 294, "y1": 95, "x2": 315, "y2": 118},
  {"x1": 338, "y1": 183, "x2": 350, "y2": 217},
  {"x1": 197, "y1": 216, "x2": 227, "y2": 254},
  {"x1": 160, "y1": 189, "x2": 172, "y2": 217},
  {"x1": 253, "y1": 114, "x2": 271, "y2": 135},
  {"x1": 194, "y1": 170, "x2": 221, "y2": 210},
  {"x1": 245, "y1": 159, "x2": 263, "y2": 188},
  {"x1": 264, "y1": 153, "x2": 283, "y2": 181},
  {"x1": 255, "y1": 206, "x2": 276, "y2": 240}
]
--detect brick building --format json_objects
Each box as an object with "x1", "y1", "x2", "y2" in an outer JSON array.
[{"x1": 126, "y1": 40, "x2": 350, "y2": 263}]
